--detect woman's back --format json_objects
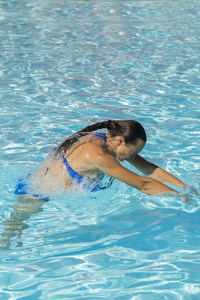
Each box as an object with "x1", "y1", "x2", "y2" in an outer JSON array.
[{"x1": 33, "y1": 133, "x2": 109, "y2": 193}]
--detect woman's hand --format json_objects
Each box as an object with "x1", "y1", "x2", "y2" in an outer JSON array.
[{"x1": 181, "y1": 186, "x2": 199, "y2": 206}]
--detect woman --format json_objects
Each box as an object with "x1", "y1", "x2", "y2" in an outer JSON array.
[
  {"x1": 2, "y1": 119, "x2": 195, "y2": 249},
  {"x1": 15, "y1": 119, "x2": 188, "y2": 199}
]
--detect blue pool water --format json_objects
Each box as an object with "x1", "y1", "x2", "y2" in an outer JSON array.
[{"x1": 0, "y1": 0, "x2": 200, "y2": 299}]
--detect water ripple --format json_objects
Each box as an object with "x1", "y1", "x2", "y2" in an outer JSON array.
[{"x1": 1, "y1": 0, "x2": 200, "y2": 299}]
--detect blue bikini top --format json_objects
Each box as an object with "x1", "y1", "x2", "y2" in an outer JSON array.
[{"x1": 61, "y1": 132, "x2": 113, "y2": 192}]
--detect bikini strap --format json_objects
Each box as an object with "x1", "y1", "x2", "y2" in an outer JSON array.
[
  {"x1": 93, "y1": 132, "x2": 108, "y2": 152},
  {"x1": 62, "y1": 155, "x2": 84, "y2": 184}
]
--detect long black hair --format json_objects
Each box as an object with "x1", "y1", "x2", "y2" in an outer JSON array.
[{"x1": 55, "y1": 120, "x2": 147, "y2": 153}]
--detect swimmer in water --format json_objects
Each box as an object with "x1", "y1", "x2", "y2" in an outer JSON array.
[
  {"x1": 2, "y1": 119, "x2": 195, "y2": 249},
  {"x1": 25, "y1": 119, "x2": 189, "y2": 197}
]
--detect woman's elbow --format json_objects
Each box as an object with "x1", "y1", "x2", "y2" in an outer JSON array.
[
  {"x1": 140, "y1": 180, "x2": 156, "y2": 195},
  {"x1": 139, "y1": 178, "x2": 177, "y2": 196},
  {"x1": 135, "y1": 178, "x2": 156, "y2": 195}
]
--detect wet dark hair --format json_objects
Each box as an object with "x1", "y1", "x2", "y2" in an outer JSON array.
[{"x1": 56, "y1": 120, "x2": 147, "y2": 153}]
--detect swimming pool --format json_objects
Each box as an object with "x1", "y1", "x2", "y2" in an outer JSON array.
[{"x1": 0, "y1": 0, "x2": 200, "y2": 299}]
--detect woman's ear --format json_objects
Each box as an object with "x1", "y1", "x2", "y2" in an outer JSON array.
[{"x1": 118, "y1": 137, "x2": 125, "y2": 144}]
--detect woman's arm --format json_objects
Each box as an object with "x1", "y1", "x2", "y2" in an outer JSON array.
[
  {"x1": 92, "y1": 152, "x2": 179, "y2": 196},
  {"x1": 126, "y1": 155, "x2": 186, "y2": 188},
  {"x1": 127, "y1": 155, "x2": 200, "y2": 206}
]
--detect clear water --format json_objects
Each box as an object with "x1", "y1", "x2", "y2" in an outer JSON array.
[{"x1": 0, "y1": 0, "x2": 200, "y2": 299}]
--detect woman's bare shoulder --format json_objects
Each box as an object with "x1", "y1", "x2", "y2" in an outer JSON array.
[{"x1": 80, "y1": 138, "x2": 108, "y2": 158}]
